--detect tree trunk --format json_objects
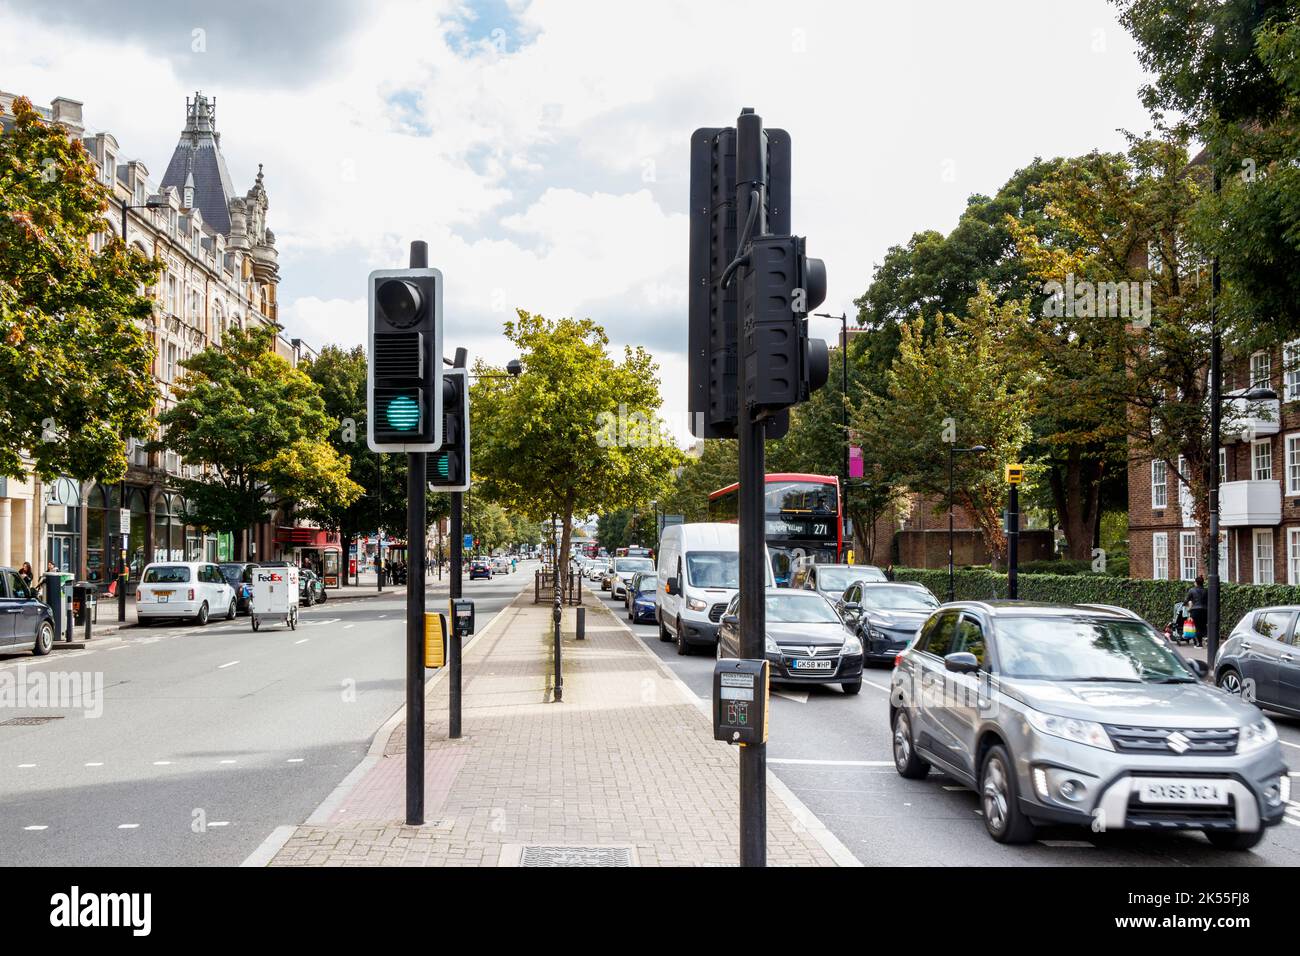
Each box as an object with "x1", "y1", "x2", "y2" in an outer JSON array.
[{"x1": 1049, "y1": 449, "x2": 1105, "y2": 561}]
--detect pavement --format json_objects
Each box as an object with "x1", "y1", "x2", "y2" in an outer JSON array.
[
  {"x1": 258, "y1": 583, "x2": 853, "y2": 867},
  {"x1": 0, "y1": 566, "x2": 530, "y2": 866}
]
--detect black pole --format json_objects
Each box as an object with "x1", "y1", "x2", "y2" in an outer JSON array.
[
  {"x1": 736, "y1": 107, "x2": 767, "y2": 868},
  {"x1": 449, "y1": 490, "x2": 463, "y2": 739},
  {"x1": 376, "y1": 454, "x2": 384, "y2": 593},
  {"x1": 1207, "y1": 167, "x2": 1222, "y2": 669},
  {"x1": 404, "y1": 240, "x2": 428, "y2": 826},
  {"x1": 948, "y1": 445, "x2": 955, "y2": 602},
  {"x1": 841, "y1": 314, "x2": 849, "y2": 555},
  {"x1": 553, "y1": 515, "x2": 563, "y2": 702},
  {"x1": 1007, "y1": 484, "x2": 1019, "y2": 600}
]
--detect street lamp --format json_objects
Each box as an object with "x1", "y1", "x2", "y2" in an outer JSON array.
[
  {"x1": 1207, "y1": 382, "x2": 1278, "y2": 667},
  {"x1": 814, "y1": 311, "x2": 852, "y2": 498},
  {"x1": 948, "y1": 444, "x2": 988, "y2": 602}
]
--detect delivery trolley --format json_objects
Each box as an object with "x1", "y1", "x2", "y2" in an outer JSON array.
[{"x1": 249, "y1": 565, "x2": 299, "y2": 631}]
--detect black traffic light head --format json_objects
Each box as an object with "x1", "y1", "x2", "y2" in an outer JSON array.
[
  {"x1": 740, "y1": 235, "x2": 830, "y2": 417},
  {"x1": 367, "y1": 267, "x2": 443, "y2": 452},
  {"x1": 688, "y1": 124, "x2": 790, "y2": 440},
  {"x1": 428, "y1": 367, "x2": 470, "y2": 492}
]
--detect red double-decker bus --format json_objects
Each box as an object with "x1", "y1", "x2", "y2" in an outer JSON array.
[{"x1": 707, "y1": 472, "x2": 842, "y2": 585}]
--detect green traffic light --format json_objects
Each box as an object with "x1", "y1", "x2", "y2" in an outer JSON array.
[
  {"x1": 385, "y1": 394, "x2": 421, "y2": 432},
  {"x1": 432, "y1": 454, "x2": 450, "y2": 479}
]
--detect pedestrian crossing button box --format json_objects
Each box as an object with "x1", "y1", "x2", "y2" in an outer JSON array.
[
  {"x1": 713, "y1": 658, "x2": 769, "y2": 745},
  {"x1": 452, "y1": 598, "x2": 475, "y2": 637}
]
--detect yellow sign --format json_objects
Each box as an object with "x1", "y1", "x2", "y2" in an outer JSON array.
[
  {"x1": 424, "y1": 612, "x2": 446, "y2": 668},
  {"x1": 1005, "y1": 463, "x2": 1025, "y2": 485},
  {"x1": 846, "y1": 549, "x2": 855, "y2": 565}
]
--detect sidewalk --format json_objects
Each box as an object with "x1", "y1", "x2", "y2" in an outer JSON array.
[{"x1": 258, "y1": 588, "x2": 851, "y2": 867}]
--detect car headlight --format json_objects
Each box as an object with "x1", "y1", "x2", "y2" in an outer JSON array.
[
  {"x1": 1237, "y1": 717, "x2": 1278, "y2": 756},
  {"x1": 841, "y1": 634, "x2": 862, "y2": 656},
  {"x1": 765, "y1": 634, "x2": 779, "y2": 655},
  {"x1": 686, "y1": 598, "x2": 708, "y2": 611},
  {"x1": 1024, "y1": 709, "x2": 1115, "y2": 751}
]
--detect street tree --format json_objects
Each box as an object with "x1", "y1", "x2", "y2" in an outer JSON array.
[
  {"x1": 0, "y1": 94, "x2": 159, "y2": 481},
  {"x1": 156, "y1": 324, "x2": 363, "y2": 558},
  {"x1": 471, "y1": 310, "x2": 681, "y2": 568}
]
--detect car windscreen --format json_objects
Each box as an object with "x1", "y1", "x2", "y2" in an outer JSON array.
[
  {"x1": 995, "y1": 616, "x2": 1196, "y2": 682},
  {"x1": 812, "y1": 567, "x2": 857, "y2": 592},
  {"x1": 766, "y1": 593, "x2": 840, "y2": 624},
  {"x1": 615, "y1": 558, "x2": 654, "y2": 573},
  {"x1": 218, "y1": 564, "x2": 251, "y2": 585},
  {"x1": 143, "y1": 566, "x2": 191, "y2": 584},
  {"x1": 860, "y1": 586, "x2": 939, "y2": 611},
  {"x1": 686, "y1": 551, "x2": 739, "y2": 589}
]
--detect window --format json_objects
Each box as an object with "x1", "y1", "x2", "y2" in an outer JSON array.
[
  {"x1": 1251, "y1": 350, "x2": 1273, "y2": 389},
  {"x1": 1253, "y1": 609, "x2": 1292, "y2": 641},
  {"x1": 1253, "y1": 439, "x2": 1273, "y2": 481},
  {"x1": 6, "y1": 571, "x2": 30, "y2": 600},
  {"x1": 1219, "y1": 447, "x2": 1227, "y2": 484},
  {"x1": 165, "y1": 343, "x2": 178, "y2": 383},
  {"x1": 1219, "y1": 531, "x2": 1229, "y2": 583},
  {"x1": 1254, "y1": 528, "x2": 1275, "y2": 585},
  {"x1": 950, "y1": 615, "x2": 986, "y2": 667},
  {"x1": 920, "y1": 611, "x2": 958, "y2": 657},
  {"x1": 1288, "y1": 434, "x2": 1300, "y2": 495},
  {"x1": 1289, "y1": 528, "x2": 1300, "y2": 586},
  {"x1": 1179, "y1": 531, "x2": 1198, "y2": 581},
  {"x1": 102, "y1": 151, "x2": 115, "y2": 185},
  {"x1": 1151, "y1": 460, "x2": 1168, "y2": 510},
  {"x1": 1152, "y1": 532, "x2": 1169, "y2": 580},
  {"x1": 1286, "y1": 340, "x2": 1300, "y2": 401},
  {"x1": 1177, "y1": 456, "x2": 1192, "y2": 522}
]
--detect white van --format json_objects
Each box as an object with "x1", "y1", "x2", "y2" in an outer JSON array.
[{"x1": 656, "y1": 523, "x2": 774, "y2": 655}]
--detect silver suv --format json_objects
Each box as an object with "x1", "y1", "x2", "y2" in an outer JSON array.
[{"x1": 889, "y1": 602, "x2": 1287, "y2": 850}]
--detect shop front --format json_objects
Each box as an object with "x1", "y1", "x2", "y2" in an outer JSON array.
[
  {"x1": 275, "y1": 525, "x2": 343, "y2": 588},
  {"x1": 86, "y1": 482, "x2": 149, "y2": 589}
]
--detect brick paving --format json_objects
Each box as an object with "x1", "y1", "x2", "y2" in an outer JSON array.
[{"x1": 266, "y1": 589, "x2": 845, "y2": 867}]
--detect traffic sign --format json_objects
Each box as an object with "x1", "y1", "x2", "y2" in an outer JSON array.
[{"x1": 463, "y1": 534, "x2": 473, "y2": 550}]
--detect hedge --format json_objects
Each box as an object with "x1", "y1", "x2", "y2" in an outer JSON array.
[{"x1": 890, "y1": 567, "x2": 1300, "y2": 629}]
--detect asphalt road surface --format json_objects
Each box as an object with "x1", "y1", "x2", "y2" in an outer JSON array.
[
  {"x1": 592, "y1": 585, "x2": 1300, "y2": 867},
  {"x1": 0, "y1": 562, "x2": 536, "y2": 866}
]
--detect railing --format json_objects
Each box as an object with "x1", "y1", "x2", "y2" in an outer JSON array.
[{"x1": 534, "y1": 568, "x2": 582, "y2": 606}]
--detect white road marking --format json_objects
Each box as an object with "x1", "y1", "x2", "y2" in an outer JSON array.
[
  {"x1": 943, "y1": 785, "x2": 965, "y2": 792},
  {"x1": 219, "y1": 759, "x2": 237, "y2": 764},
  {"x1": 217, "y1": 660, "x2": 240, "y2": 669},
  {"x1": 294, "y1": 639, "x2": 308, "y2": 645},
  {"x1": 862, "y1": 679, "x2": 891, "y2": 693},
  {"x1": 17, "y1": 763, "x2": 34, "y2": 768},
  {"x1": 117, "y1": 823, "x2": 139, "y2": 830},
  {"x1": 772, "y1": 689, "x2": 809, "y2": 704},
  {"x1": 24, "y1": 825, "x2": 47, "y2": 831},
  {"x1": 287, "y1": 758, "x2": 304, "y2": 763},
  {"x1": 152, "y1": 760, "x2": 171, "y2": 766},
  {"x1": 84, "y1": 762, "x2": 103, "y2": 767},
  {"x1": 768, "y1": 758, "x2": 895, "y2": 767},
  {"x1": 343, "y1": 624, "x2": 355, "y2": 630},
  {"x1": 209, "y1": 821, "x2": 230, "y2": 827},
  {"x1": 1280, "y1": 738, "x2": 1300, "y2": 750}
]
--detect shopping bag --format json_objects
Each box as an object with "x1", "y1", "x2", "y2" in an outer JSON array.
[{"x1": 1182, "y1": 618, "x2": 1197, "y2": 641}]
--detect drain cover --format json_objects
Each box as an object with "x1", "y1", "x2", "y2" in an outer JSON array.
[
  {"x1": 515, "y1": 845, "x2": 636, "y2": 867},
  {"x1": 0, "y1": 716, "x2": 65, "y2": 726}
]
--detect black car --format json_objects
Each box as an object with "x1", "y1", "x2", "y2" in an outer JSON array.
[
  {"x1": 0, "y1": 567, "x2": 55, "y2": 656},
  {"x1": 836, "y1": 581, "x2": 939, "y2": 664},
  {"x1": 718, "y1": 588, "x2": 864, "y2": 694},
  {"x1": 469, "y1": 559, "x2": 492, "y2": 580},
  {"x1": 218, "y1": 562, "x2": 259, "y2": 615},
  {"x1": 299, "y1": 569, "x2": 327, "y2": 606}
]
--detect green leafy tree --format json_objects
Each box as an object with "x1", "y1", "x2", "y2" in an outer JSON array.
[
  {"x1": 658, "y1": 440, "x2": 739, "y2": 523},
  {"x1": 0, "y1": 95, "x2": 159, "y2": 481},
  {"x1": 156, "y1": 324, "x2": 363, "y2": 558},
  {"x1": 471, "y1": 310, "x2": 682, "y2": 568}
]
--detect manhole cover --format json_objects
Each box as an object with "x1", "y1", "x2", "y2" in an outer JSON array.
[
  {"x1": 0, "y1": 716, "x2": 65, "y2": 726},
  {"x1": 514, "y1": 845, "x2": 636, "y2": 867}
]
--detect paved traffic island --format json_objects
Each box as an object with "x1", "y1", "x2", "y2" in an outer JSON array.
[{"x1": 259, "y1": 586, "x2": 847, "y2": 866}]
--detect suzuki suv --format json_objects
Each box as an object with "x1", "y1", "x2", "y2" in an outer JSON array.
[{"x1": 889, "y1": 601, "x2": 1287, "y2": 850}]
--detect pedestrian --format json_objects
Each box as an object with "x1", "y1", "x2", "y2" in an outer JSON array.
[
  {"x1": 18, "y1": 561, "x2": 33, "y2": 587},
  {"x1": 1185, "y1": 575, "x2": 1208, "y2": 648}
]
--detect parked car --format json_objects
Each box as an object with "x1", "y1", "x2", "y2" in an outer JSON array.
[
  {"x1": 837, "y1": 581, "x2": 939, "y2": 664},
  {"x1": 218, "y1": 562, "x2": 259, "y2": 615},
  {"x1": 791, "y1": 562, "x2": 888, "y2": 597},
  {"x1": 718, "y1": 588, "x2": 863, "y2": 694},
  {"x1": 890, "y1": 601, "x2": 1286, "y2": 849},
  {"x1": 628, "y1": 572, "x2": 657, "y2": 624},
  {"x1": 136, "y1": 561, "x2": 237, "y2": 625},
  {"x1": 1216, "y1": 606, "x2": 1300, "y2": 716},
  {"x1": 469, "y1": 559, "x2": 492, "y2": 581},
  {"x1": 299, "y1": 569, "x2": 327, "y2": 606},
  {"x1": 0, "y1": 566, "x2": 55, "y2": 655}
]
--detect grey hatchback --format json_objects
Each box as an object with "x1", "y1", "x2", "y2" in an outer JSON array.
[
  {"x1": 1215, "y1": 605, "x2": 1300, "y2": 717},
  {"x1": 890, "y1": 602, "x2": 1287, "y2": 849}
]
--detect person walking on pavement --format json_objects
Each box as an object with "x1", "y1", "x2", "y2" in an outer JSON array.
[{"x1": 1185, "y1": 575, "x2": 1209, "y2": 648}]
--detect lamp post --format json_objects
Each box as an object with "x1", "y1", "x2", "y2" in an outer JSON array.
[
  {"x1": 814, "y1": 311, "x2": 851, "y2": 498},
  {"x1": 947, "y1": 444, "x2": 988, "y2": 602},
  {"x1": 1207, "y1": 383, "x2": 1277, "y2": 667}
]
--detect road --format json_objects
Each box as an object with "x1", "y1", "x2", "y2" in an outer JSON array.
[
  {"x1": 0, "y1": 563, "x2": 536, "y2": 866},
  {"x1": 592, "y1": 584, "x2": 1300, "y2": 866}
]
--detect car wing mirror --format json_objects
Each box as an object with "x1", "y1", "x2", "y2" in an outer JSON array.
[
  {"x1": 666, "y1": 577, "x2": 678, "y2": 596},
  {"x1": 944, "y1": 651, "x2": 980, "y2": 674},
  {"x1": 1187, "y1": 658, "x2": 1209, "y2": 679},
  {"x1": 721, "y1": 613, "x2": 739, "y2": 627},
  {"x1": 843, "y1": 602, "x2": 861, "y2": 614}
]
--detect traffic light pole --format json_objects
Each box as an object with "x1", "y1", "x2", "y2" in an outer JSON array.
[
  {"x1": 449, "y1": 490, "x2": 463, "y2": 739},
  {"x1": 736, "y1": 107, "x2": 767, "y2": 869},
  {"x1": 404, "y1": 240, "x2": 429, "y2": 827}
]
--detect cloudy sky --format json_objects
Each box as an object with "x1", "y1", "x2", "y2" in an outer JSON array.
[{"x1": 1, "y1": 0, "x2": 1154, "y2": 445}]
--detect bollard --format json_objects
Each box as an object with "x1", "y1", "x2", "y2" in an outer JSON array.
[{"x1": 576, "y1": 605, "x2": 585, "y2": 641}]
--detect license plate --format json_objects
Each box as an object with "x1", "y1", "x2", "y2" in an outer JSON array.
[
  {"x1": 1136, "y1": 779, "x2": 1228, "y2": 805},
  {"x1": 791, "y1": 659, "x2": 834, "y2": 671},
  {"x1": 157, "y1": 594, "x2": 169, "y2": 603}
]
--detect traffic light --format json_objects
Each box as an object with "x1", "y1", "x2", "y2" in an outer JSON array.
[
  {"x1": 688, "y1": 125, "x2": 791, "y2": 439},
  {"x1": 740, "y1": 234, "x2": 829, "y2": 416},
  {"x1": 428, "y1": 367, "x2": 470, "y2": 492},
  {"x1": 367, "y1": 267, "x2": 444, "y2": 452}
]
